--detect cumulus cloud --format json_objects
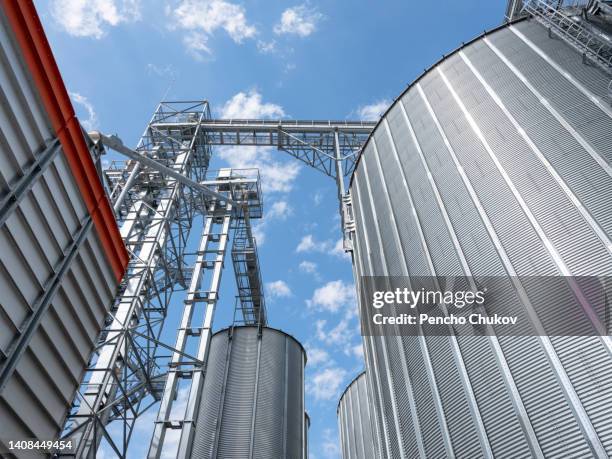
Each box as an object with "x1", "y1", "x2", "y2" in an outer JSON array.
[
  {"x1": 266, "y1": 280, "x2": 292, "y2": 299},
  {"x1": 256, "y1": 39, "x2": 277, "y2": 54},
  {"x1": 351, "y1": 343, "x2": 364, "y2": 359},
  {"x1": 251, "y1": 221, "x2": 266, "y2": 245},
  {"x1": 321, "y1": 428, "x2": 341, "y2": 458},
  {"x1": 356, "y1": 99, "x2": 391, "y2": 121},
  {"x1": 218, "y1": 146, "x2": 299, "y2": 193},
  {"x1": 308, "y1": 367, "x2": 347, "y2": 400},
  {"x1": 315, "y1": 318, "x2": 351, "y2": 345},
  {"x1": 296, "y1": 234, "x2": 330, "y2": 253},
  {"x1": 220, "y1": 90, "x2": 285, "y2": 119},
  {"x1": 70, "y1": 92, "x2": 98, "y2": 131},
  {"x1": 50, "y1": 0, "x2": 141, "y2": 38},
  {"x1": 274, "y1": 4, "x2": 323, "y2": 37},
  {"x1": 315, "y1": 315, "x2": 362, "y2": 359},
  {"x1": 267, "y1": 200, "x2": 293, "y2": 220},
  {"x1": 217, "y1": 90, "x2": 300, "y2": 193},
  {"x1": 332, "y1": 238, "x2": 350, "y2": 260},
  {"x1": 310, "y1": 280, "x2": 361, "y2": 358},
  {"x1": 296, "y1": 235, "x2": 350, "y2": 260},
  {"x1": 168, "y1": 0, "x2": 257, "y2": 57},
  {"x1": 299, "y1": 260, "x2": 318, "y2": 274},
  {"x1": 306, "y1": 346, "x2": 330, "y2": 367},
  {"x1": 146, "y1": 63, "x2": 178, "y2": 79},
  {"x1": 307, "y1": 280, "x2": 356, "y2": 313}
]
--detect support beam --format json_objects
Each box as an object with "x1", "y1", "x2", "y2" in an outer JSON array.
[{"x1": 92, "y1": 132, "x2": 235, "y2": 205}]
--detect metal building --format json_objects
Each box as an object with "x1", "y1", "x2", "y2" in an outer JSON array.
[
  {"x1": 350, "y1": 3, "x2": 612, "y2": 458},
  {"x1": 337, "y1": 372, "x2": 380, "y2": 459},
  {"x1": 0, "y1": 2, "x2": 128, "y2": 454},
  {"x1": 189, "y1": 326, "x2": 307, "y2": 459}
]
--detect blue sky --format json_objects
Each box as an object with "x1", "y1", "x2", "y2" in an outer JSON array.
[{"x1": 35, "y1": 0, "x2": 505, "y2": 457}]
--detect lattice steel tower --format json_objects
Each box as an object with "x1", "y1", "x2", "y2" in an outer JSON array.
[{"x1": 59, "y1": 100, "x2": 374, "y2": 458}]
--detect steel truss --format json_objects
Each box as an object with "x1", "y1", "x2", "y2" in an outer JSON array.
[
  {"x1": 193, "y1": 118, "x2": 375, "y2": 252},
  {"x1": 62, "y1": 101, "x2": 215, "y2": 458},
  {"x1": 521, "y1": 0, "x2": 612, "y2": 72},
  {"x1": 62, "y1": 100, "x2": 374, "y2": 458},
  {"x1": 154, "y1": 119, "x2": 375, "y2": 179}
]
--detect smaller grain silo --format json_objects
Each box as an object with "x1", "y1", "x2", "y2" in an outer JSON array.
[
  {"x1": 337, "y1": 372, "x2": 380, "y2": 459},
  {"x1": 190, "y1": 326, "x2": 307, "y2": 458}
]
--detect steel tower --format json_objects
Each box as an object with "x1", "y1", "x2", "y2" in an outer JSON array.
[{"x1": 59, "y1": 100, "x2": 374, "y2": 457}]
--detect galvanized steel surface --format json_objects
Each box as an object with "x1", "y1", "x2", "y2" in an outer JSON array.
[
  {"x1": 190, "y1": 326, "x2": 306, "y2": 459},
  {"x1": 337, "y1": 372, "x2": 380, "y2": 459},
  {"x1": 0, "y1": 6, "x2": 119, "y2": 453},
  {"x1": 350, "y1": 19, "x2": 612, "y2": 459}
]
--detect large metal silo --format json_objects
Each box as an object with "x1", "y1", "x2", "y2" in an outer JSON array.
[
  {"x1": 189, "y1": 326, "x2": 307, "y2": 459},
  {"x1": 350, "y1": 14, "x2": 612, "y2": 459},
  {"x1": 337, "y1": 372, "x2": 380, "y2": 459}
]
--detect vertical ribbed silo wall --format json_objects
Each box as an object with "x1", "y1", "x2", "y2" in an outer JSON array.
[
  {"x1": 190, "y1": 326, "x2": 306, "y2": 459},
  {"x1": 337, "y1": 372, "x2": 380, "y2": 459},
  {"x1": 350, "y1": 18, "x2": 612, "y2": 458}
]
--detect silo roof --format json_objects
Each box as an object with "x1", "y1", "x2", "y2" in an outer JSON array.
[{"x1": 348, "y1": 17, "x2": 528, "y2": 190}]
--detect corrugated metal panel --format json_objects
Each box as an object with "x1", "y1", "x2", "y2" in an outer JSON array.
[
  {"x1": 337, "y1": 372, "x2": 379, "y2": 459},
  {"x1": 0, "y1": 3, "x2": 123, "y2": 453},
  {"x1": 351, "y1": 18, "x2": 612, "y2": 459},
  {"x1": 190, "y1": 326, "x2": 306, "y2": 459}
]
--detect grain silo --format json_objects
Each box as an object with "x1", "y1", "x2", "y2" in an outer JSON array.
[
  {"x1": 0, "y1": 3, "x2": 128, "y2": 454},
  {"x1": 337, "y1": 372, "x2": 380, "y2": 459},
  {"x1": 349, "y1": 7, "x2": 612, "y2": 459},
  {"x1": 189, "y1": 326, "x2": 307, "y2": 459}
]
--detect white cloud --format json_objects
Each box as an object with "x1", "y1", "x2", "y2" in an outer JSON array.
[
  {"x1": 332, "y1": 238, "x2": 350, "y2": 260},
  {"x1": 257, "y1": 39, "x2": 277, "y2": 54},
  {"x1": 252, "y1": 221, "x2": 266, "y2": 245},
  {"x1": 356, "y1": 99, "x2": 391, "y2": 121},
  {"x1": 306, "y1": 346, "x2": 330, "y2": 367},
  {"x1": 322, "y1": 428, "x2": 341, "y2": 459},
  {"x1": 274, "y1": 4, "x2": 323, "y2": 37},
  {"x1": 243, "y1": 200, "x2": 290, "y2": 246},
  {"x1": 296, "y1": 235, "x2": 350, "y2": 259},
  {"x1": 266, "y1": 280, "x2": 292, "y2": 299},
  {"x1": 351, "y1": 343, "x2": 364, "y2": 359},
  {"x1": 146, "y1": 63, "x2": 178, "y2": 79},
  {"x1": 308, "y1": 367, "x2": 347, "y2": 400},
  {"x1": 296, "y1": 234, "x2": 331, "y2": 253},
  {"x1": 70, "y1": 92, "x2": 98, "y2": 131},
  {"x1": 218, "y1": 146, "x2": 300, "y2": 193},
  {"x1": 299, "y1": 260, "x2": 318, "y2": 274},
  {"x1": 268, "y1": 200, "x2": 293, "y2": 220},
  {"x1": 313, "y1": 190, "x2": 324, "y2": 206},
  {"x1": 50, "y1": 0, "x2": 141, "y2": 38},
  {"x1": 168, "y1": 0, "x2": 257, "y2": 56},
  {"x1": 307, "y1": 280, "x2": 355, "y2": 313},
  {"x1": 182, "y1": 31, "x2": 212, "y2": 57},
  {"x1": 315, "y1": 317, "x2": 350, "y2": 345},
  {"x1": 217, "y1": 90, "x2": 299, "y2": 193},
  {"x1": 220, "y1": 90, "x2": 285, "y2": 119}
]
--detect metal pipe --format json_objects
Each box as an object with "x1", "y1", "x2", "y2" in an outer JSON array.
[
  {"x1": 113, "y1": 162, "x2": 141, "y2": 213},
  {"x1": 91, "y1": 132, "x2": 236, "y2": 205}
]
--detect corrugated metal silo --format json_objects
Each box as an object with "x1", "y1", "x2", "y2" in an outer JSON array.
[
  {"x1": 337, "y1": 372, "x2": 380, "y2": 459},
  {"x1": 0, "y1": 2, "x2": 128, "y2": 454},
  {"x1": 189, "y1": 326, "x2": 307, "y2": 459},
  {"x1": 350, "y1": 15, "x2": 612, "y2": 459}
]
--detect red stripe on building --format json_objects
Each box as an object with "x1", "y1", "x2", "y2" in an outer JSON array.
[{"x1": 2, "y1": 0, "x2": 129, "y2": 282}]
